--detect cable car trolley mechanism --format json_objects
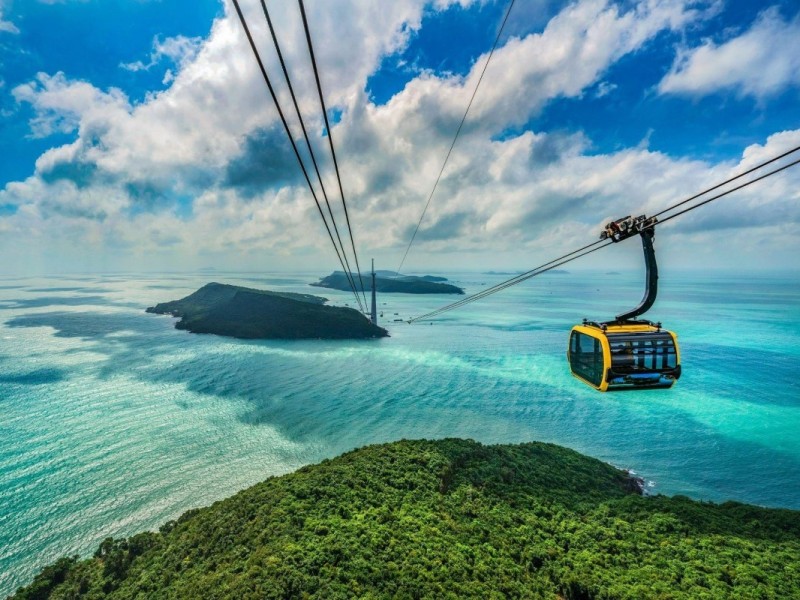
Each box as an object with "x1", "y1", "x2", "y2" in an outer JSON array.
[{"x1": 568, "y1": 215, "x2": 681, "y2": 392}]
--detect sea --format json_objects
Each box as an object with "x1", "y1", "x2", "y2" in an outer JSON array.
[{"x1": 1, "y1": 268, "x2": 799, "y2": 595}]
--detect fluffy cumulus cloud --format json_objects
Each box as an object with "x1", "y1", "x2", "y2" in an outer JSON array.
[
  {"x1": 1, "y1": 0, "x2": 799, "y2": 274},
  {"x1": 659, "y1": 6, "x2": 800, "y2": 99},
  {"x1": 0, "y1": 0, "x2": 479, "y2": 267},
  {"x1": 328, "y1": 0, "x2": 715, "y2": 248},
  {"x1": 466, "y1": 0, "x2": 711, "y2": 127},
  {"x1": 0, "y1": 7, "x2": 19, "y2": 34},
  {"x1": 121, "y1": 35, "x2": 205, "y2": 84},
  {"x1": 12, "y1": 73, "x2": 131, "y2": 138}
]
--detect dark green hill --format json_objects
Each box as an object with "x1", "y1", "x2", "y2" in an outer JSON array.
[
  {"x1": 372, "y1": 271, "x2": 447, "y2": 282},
  {"x1": 312, "y1": 272, "x2": 464, "y2": 294},
  {"x1": 13, "y1": 439, "x2": 800, "y2": 599},
  {"x1": 146, "y1": 282, "x2": 388, "y2": 339}
]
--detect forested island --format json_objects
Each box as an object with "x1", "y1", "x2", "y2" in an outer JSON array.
[
  {"x1": 14, "y1": 439, "x2": 800, "y2": 599},
  {"x1": 312, "y1": 271, "x2": 464, "y2": 294},
  {"x1": 146, "y1": 282, "x2": 388, "y2": 339}
]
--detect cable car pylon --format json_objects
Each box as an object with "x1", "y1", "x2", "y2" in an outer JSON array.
[{"x1": 370, "y1": 259, "x2": 378, "y2": 326}]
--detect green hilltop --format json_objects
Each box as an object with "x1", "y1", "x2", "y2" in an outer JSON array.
[{"x1": 12, "y1": 439, "x2": 800, "y2": 599}]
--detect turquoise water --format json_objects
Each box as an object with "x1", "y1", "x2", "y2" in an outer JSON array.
[{"x1": 1, "y1": 269, "x2": 799, "y2": 595}]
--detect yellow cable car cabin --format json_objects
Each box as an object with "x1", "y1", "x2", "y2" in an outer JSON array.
[
  {"x1": 568, "y1": 321, "x2": 680, "y2": 391},
  {"x1": 568, "y1": 215, "x2": 681, "y2": 391}
]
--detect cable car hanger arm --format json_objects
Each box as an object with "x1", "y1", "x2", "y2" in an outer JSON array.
[{"x1": 599, "y1": 215, "x2": 659, "y2": 322}]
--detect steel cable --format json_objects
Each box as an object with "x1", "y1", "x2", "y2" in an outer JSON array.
[
  {"x1": 408, "y1": 147, "x2": 800, "y2": 322},
  {"x1": 259, "y1": 0, "x2": 363, "y2": 310},
  {"x1": 397, "y1": 0, "x2": 517, "y2": 274},
  {"x1": 298, "y1": 0, "x2": 369, "y2": 309},
  {"x1": 231, "y1": 0, "x2": 365, "y2": 312}
]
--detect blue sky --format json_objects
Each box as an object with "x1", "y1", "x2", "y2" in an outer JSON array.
[
  {"x1": 0, "y1": 0, "x2": 222, "y2": 185},
  {"x1": 0, "y1": 0, "x2": 798, "y2": 274},
  {"x1": 364, "y1": 0, "x2": 799, "y2": 159}
]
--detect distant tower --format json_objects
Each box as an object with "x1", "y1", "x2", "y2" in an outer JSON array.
[{"x1": 370, "y1": 259, "x2": 378, "y2": 325}]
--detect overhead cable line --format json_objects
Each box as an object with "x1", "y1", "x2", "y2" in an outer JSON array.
[
  {"x1": 408, "y1": 240, "x2": 611, "y2": 322},
  {"x1": 408, "y1": 144, "x2": 800, "y2": 323},
  {"x1": 298, "y1": 0, "x2": 369, "y2": 310},
  {"x1": 397, "y1": 0, "x2": 517, "y2": 274},
  {"x1": 259, "y1": 0, "x2": 363, "y2": 309},
  {"x1": 655, "y1": 155, "x2": 800, "y2": 227},
  {"x1": 653, "y1": 146, "x2": 800, "y2": 222},
  {"x1": 231, "y1": 0, "x2": 364, "y2": 312}
]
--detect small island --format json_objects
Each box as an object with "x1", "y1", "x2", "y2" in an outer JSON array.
[
  {"x1": 146, "y1": 282, "x2": 388, "y2": 340},
  {"x1": 312, "y1": 271, "x2": 464, "y2": 294}
]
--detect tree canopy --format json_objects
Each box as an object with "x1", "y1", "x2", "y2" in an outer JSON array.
[{"x1": 12, "y1": 438, "x2": 800, "y2": 599}]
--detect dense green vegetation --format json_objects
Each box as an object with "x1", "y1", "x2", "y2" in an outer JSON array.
[
  {"x1": 13, "y1": 439, "x2": 800, "y2": 599},
  {"x1": 146, "y1": 282, "x2": 388, "y2": 339},
  {"x1": 312, "y1": 272, "x2": 464, "y2": 294}
]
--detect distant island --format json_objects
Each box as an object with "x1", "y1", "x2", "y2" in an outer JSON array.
[
  {"x1": 14, "y1": 438, "x2": 800, "y2": 599},
  {"x1": 312, "y1": 272, "x2": 464, "y2": 294},
  {"x1": 146, "y1": 282, "x2": 388, "y2": 339}
]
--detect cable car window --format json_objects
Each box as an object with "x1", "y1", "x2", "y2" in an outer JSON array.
[
  {"x1": 570, "y1": 332, "x2": 602, "y2": 386},
  {"x1": 608, "y1": 333, "x2": 676, "y2": 371}
]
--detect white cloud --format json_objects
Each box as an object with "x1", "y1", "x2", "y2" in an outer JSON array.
[
  {"x1": 12, "y1": 72, "x2": 130, "y2": 138},
  {"x1": 364, "y1": 0, "x2": 709, "y2": 139},
  {"x1": 595, "y1": 81, "x2": 617, "y2": 98},
  {"x1": 120, "y1": 34, "x2": 204, "y2": 81},
  {"x1": 318, "y1": 0, "x2": 718, "y2": 245},
  {"x1": 0, "y1": 7, "x2": 19, "y2": 34},
  {"x1": 2, "y1": 0, "x2": 798, "y2": 274},
  {"x1": 11, "y1": 0, "x2": 473, "y2": 181},
  {"x1": 659, "y1": 7, "x2": 800, "y2": 99},
  {"x1": 0, "y1": 0, "x2": 479, "y2": 261}
]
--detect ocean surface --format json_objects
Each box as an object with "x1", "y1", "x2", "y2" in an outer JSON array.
[{"x1": 1, "y1": 269, "x2": 799, "y2": 595}]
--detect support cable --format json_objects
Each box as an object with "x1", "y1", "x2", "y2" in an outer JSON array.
[
  {"x1": 408, "y1": 240, "x2": 609, "y2": 322},
  {"x1": 298, "y1": 0, "x2": 369, "y2": 309},
  {"x1": 655, "y1": 157, "x2": 800, "y2": 227},
  {"x1": 397, "y1": 0, "x2": 517, "y2": 274},
  {"x1": 259, "y1": 0, "x2": 362, "y2": 310},
  {"x1": 408, "y1": 146, "x2": 800, "y2": 322},
  {"x1": 231, "y1": 0, "x2": 364, "y2": 312}
]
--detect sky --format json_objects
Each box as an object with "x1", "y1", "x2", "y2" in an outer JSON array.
[{"x1": 0, "y1": 0, "x2": 798, "y2": 275}]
